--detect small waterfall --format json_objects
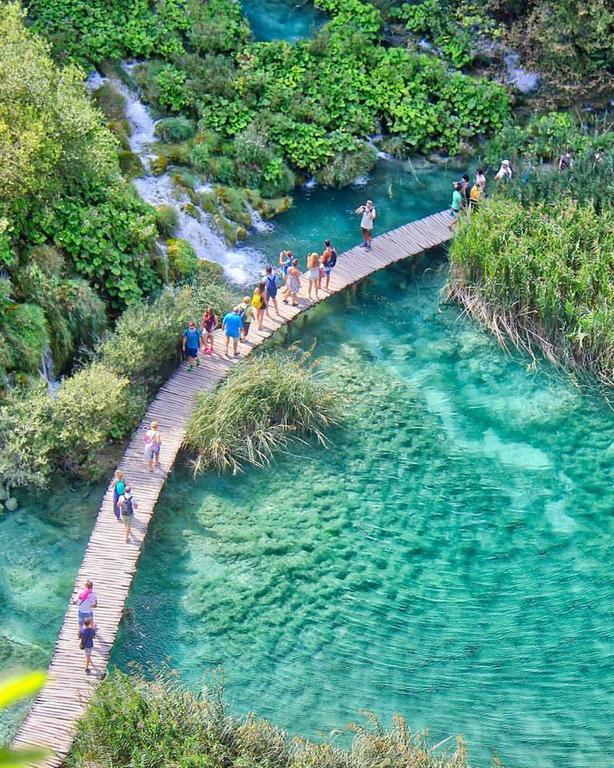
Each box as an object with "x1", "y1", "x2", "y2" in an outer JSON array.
[
  {"x1": 245, "y1": 203, "x2": 274, "y2": 233},
  {"x1": 40, "y1": 344, "x2": 60, "y2": 395},
  {"x1": 88, "y1": 68, "x2": 267, "y2": 285}
]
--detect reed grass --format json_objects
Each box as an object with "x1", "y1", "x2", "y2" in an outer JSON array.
[
  {"x1": 447, "y1": 197, "x2": 613, "y2": 386},
  {"x1": 184, "y1": 350, "x2": 341, "y2": 474},
  {"x1": 68, "y1": 670, "x2": 473, "y2": 768}
]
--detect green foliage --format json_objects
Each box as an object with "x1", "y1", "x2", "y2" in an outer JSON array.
[
  {"x1": 186, "y1": 0, "x2": 250, "y2": 54},
  {"x1": 500, "y1": 0, "x2": 614, "y2": 91},
  {"x1": 0, "y1": 363, "x2": 140, "y2": 487},
  {"x1": 0, "y1": 298, "x2": 47, "y2": 380},
  {"x1": 154, "y1": 116, "x2": 196, "y2": 143},
  {"x1": 98, "y1": 283, "x2": 236, "y2": 390},
  {"x1": 449, "y1": 197, "x2": 614, "y2": 384},
  {"x1": 51, "y1": 362, "x2": 143, "y2": 475},
  {"x1": 0, "y1": 2, "x2": 118, "y2": 206},
  {"x1": 485, "y1": 112, "x2": 614, "y2": 165},
  {"x1": 26, "y1": 0, "x2": 190, "y2": 67},
  {"x1": 68, "y1": 670, "x2": 471, "y2": 768},
  {"x1": 316, "y1": 138, "x2": 377, "y2": 187},
  {"x1": 29, "y1": 184, "x2": 160, "y2": 309},
  {"x1": 166, "y1": 238, "x2": 199, "y2": 282},
  {"x1": 185, "y1": 351, "x2": 341, "y2": 475},
  {"x1": 395, "y1": 0, "x2": 492, "y2": 68},
  {"x1": 14, "y1": 261, "x2": 108, "y2": 374}
]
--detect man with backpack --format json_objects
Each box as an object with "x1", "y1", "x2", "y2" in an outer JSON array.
[
  {"x1": 118, "y1": 485, "x2": 138, "y2": 543},
  {"x1": 321, "y1": 240, "x2": 337, "y2": 290}
]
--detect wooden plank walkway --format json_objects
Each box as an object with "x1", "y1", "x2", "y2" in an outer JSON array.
[{"x1": 11, "y1": 210, "x2": 452, "y2": 766}]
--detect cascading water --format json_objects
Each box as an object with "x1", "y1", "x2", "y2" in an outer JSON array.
[
  {"x1": 39, "y1": 343, "x2": 60, "y2": 395},
  {"x1": 87, "y1": 69, "x2": 267, "y2": 284}
]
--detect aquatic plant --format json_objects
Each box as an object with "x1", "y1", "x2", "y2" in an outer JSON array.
[
  {"x1": 184, "y1": 351, "x2": 341, "y2": 474},
  {"x1": 448, "y1": 197, "x2": 614, "y2": 385},
  {"x1": 0, "y1": 672, "x2": 47, "y2": 767},
  {"x1": 68, "y1": 670, "x2": 472, "y2": 768}
]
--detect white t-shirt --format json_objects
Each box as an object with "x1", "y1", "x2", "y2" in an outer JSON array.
[
  {"x1": 79, "y1": 591, "x2": 97, "y2": 612},
  {"x1": 360, "y1": 207, "x2": 376, "y2": 229}
]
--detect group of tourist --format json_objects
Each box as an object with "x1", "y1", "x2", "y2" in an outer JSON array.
[{"x1": 182, "y1": 238, "x2": 339, "y2": 364}]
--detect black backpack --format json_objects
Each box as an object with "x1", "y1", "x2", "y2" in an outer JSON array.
[{"x1": 122, "y1": 495, "x2": 134, "y2": 516}]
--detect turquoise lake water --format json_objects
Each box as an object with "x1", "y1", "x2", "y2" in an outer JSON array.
[
  {"x1": 110, "y1": 163, "x2": 610, "y2": 767},
  {"x1": 1, "y1": 156, "x2": 612, "y2": 767},
  {"x1": 242, "y1": 0, "x2": 325, "y2": 41}
]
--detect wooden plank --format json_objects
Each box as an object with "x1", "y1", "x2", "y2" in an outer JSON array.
[{"x1": 11, "y1": 210, "x2": 452, "y2": 767}]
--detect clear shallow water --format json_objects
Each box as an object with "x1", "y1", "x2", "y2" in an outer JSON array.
[
  {"x1": 242, "y1": 0, "x2": 326, "y2": 41},
  {"x1": 0, "y1": 481, "x2": 105, "y2": 741},
  {"x1": 114, "y1": 253, "x2": 614, "y2": 767}
]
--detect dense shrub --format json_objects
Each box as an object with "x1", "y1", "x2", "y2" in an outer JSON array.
[
  {"x1": 154, "y1": 116, "x2": 196, "y2": 143},
  {"x1": 68, "y1": 670, "x2": 471, "y2": 768},
  {"x1": 98, "y1": 283, "x2": 236, "y2": 390},
  {"x1": 166, "y1": 238, "x2": 200, "y2": 282},
  {"x1": 185, "y1": 351, "x2": 341, "y2": 474},
  {"x1": 449, "y1": 197, "x2": 614, "y2": 384},
  {"x1": 155, "y1": 204, "x2": 179, "y2": 237},
  {"x1": 0, "y1": 297, "x2": 47, "y2": 381}
]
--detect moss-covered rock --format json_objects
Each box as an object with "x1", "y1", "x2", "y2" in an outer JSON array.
[
  {"x1": 1, "y1": 301, "x2": 48, "y2": 377},
  {"x1": 154, "y1": 116, "x2": 196, "y2": 143},
  {"x1": 118, "y1": 150, "x2": 145, "y2": 178},
  {"x1": 156, "y1": 205, "x2": 178, "y2": 237},
  {"x1": 196, "y1": 260, "x2": 224, "y2": 282},
  {"x1": 150, "y1": 154, "x2": 168, "y2": 176}
]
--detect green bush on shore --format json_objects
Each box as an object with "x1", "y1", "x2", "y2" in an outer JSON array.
[
  {"x1": 68, "y1": 670, "x2": 472, "y2": 768},
  {"x1": 185, "y1": 351, "x2": 341, "y2": 475},
  {"x1": 0, "y1": 280, "x2": 238, "y2": 490}
]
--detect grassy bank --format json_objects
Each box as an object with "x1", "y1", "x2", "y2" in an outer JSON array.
[
  {"x1": 68, "y1": 670, "x2": 474, "y2": 768},
  {"x1": 447, "y1": 195, "x2": 613, "y2": 386}
]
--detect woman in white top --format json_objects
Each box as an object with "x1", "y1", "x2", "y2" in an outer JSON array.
[
  {"x1": 356, "y1": 200, "x2": 376, "y2": 249},
  {"x1": 144, "y1": 421, "x2": 161, "y2": 471}
]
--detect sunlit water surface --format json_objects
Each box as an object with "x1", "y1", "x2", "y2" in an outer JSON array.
[{"x1": 242, "y1": 0, "x2": 326, "y2": 41}]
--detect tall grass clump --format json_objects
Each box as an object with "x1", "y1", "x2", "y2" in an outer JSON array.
[
  {"x1": 68, "y1": 670, "x2": 473, "y2": 768},
  {"x1": 184, "y1": 351, "x2": 341, "y2": 474},
  {"x1": 447, "y1": 197, "x2": 613, "y2": 385}
]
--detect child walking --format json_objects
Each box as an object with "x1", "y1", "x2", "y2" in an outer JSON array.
[
  {"x1": 79, "y1": 617, "x2": 96, "y2": 674},
  {"x1": 201, "y1": 308, "x2": 217, "y2": 355}
]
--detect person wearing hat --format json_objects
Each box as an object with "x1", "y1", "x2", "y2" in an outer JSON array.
[
  {"x1": 355, "y1": 199, "x2": 376, "y2": 250},
  {"x1": 495, "y1": 159, "x2": 513, "y2": 181},
  {"x1": 222, "y1": 306, "x2": 243, "y2": 358}
]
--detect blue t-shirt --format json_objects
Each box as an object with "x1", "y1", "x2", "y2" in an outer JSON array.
[
  {"x1": 80, "y1": 627, "x2": 96, "y2": 648},
  {"x1": 223, "y1": 312, "x2": 243, "y2": 338},
  {"x1": 183, "y1": 327, "x2": 201, "y2": 350}
]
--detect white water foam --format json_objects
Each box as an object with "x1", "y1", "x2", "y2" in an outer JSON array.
[{"x1": 87, "y1": 69, "x2": 266, "y2": 284}]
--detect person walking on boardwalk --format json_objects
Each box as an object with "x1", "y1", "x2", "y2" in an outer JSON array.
[
  {"x1": 79, "y1": 617, "x2": 96, "y2": 674},
  {"x1": 321, "y1": 239, "x2": 337, "y2": 290},
  {"x1": 279, "y1": 250, "x2": 293, "y2": 302},
  {"x1": 264, "y1": 265, "x2": 280, "y2": 315},
  {"x1": 356, "y1": 199, "x2": 376, "y2": 249},
  {"x1": 144, "y1": 420, "x2": 161, "y2": 471},
  {"x1": 449, "y1": 182, "x2": 463, "y2": 229},
  {"x1": 113, "y1": 469, "x2": 125, "y2": 520},
  {"x1": 201, "y1": 308, "x2": 217, "y2": 356},
  {"x1": 118, "y1": 485, "x2": 138, "y2": 543},
  {"x1": 240, "y1": 296, "x2": 254, "y2": 341},
  {"x1": 307, "y1": 252, "x2": 320, "y2": 300},
  {"x1": 183, "y1": 320, "x2": 201, "y2": 371},
  {"x1": 73, "y1": 579, "x2": 97, "y2": 631},
  {"x1": 460, "y1": 174, "x2": 471, "y2": 208},
  {"x1": 284, "y1": 258, "x2": 301, "y2": 306},
  {"x1": 222, "y1": 306, "x2": 243, "y2": 357},
  {"x1": 252, "y1": 282, "x2": 267, "y2": 330}
]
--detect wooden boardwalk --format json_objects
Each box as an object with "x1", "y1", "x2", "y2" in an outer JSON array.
[{"x1": 11, "y1": 210, "x2": 452, "y2": 766}]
